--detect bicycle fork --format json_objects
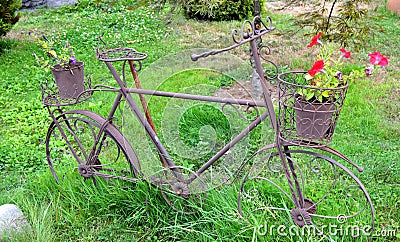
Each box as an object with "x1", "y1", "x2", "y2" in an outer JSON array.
[{"x1": 248, "y1": 37, "x2": 307, "y2": 213}]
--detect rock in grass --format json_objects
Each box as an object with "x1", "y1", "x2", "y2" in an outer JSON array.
[{"x1": 0, "y1": 204, "x2": 31, "y2": 238}]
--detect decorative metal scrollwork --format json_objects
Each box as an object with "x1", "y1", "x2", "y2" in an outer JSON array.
[
  {"x1": 41, "y1": 78, "x2": 92, "y2": 106},
  {"x1": 258, "y1": 44, "x2": 279, "y2": 80},
  {"x1": 232, "y1": 16, "x2": 274, "y2": 44},
  {"x1": 221, "y1": 103, "x2": 260, "y2": 122}
]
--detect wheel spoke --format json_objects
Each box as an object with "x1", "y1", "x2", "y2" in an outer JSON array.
[
  {"x1": 238, "y1": 148, "x2": 375, "y2": 241},
  {"x1": 45, "y1": 111, "x2": 140, "y2": 187}
]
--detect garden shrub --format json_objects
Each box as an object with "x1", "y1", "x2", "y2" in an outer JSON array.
[
  {"x1": 162, "y1": 0, "x2": 265, "y2": 21},
  {"x1": 183, "y1": 0, "x2": 253, "y2": 21},
  {"x1": 0, "y1": 0, "x2": 21, "y2": 37}
]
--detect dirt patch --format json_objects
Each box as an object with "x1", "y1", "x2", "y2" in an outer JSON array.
[
  {"x1": 265, "y1": 1, "x2": 317, "y2": 15},
  {"x1": 265, "y1": 1, "x2": 378, "y2": 15},
  {"x1": 214, "y1": 80, "x2": 278, "y2": 103}
]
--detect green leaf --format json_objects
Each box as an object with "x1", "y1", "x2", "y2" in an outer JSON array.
[
  {"x1": 322, "y1": 90, "x2": 330, "y2": 97},
  {"x1": 306, "y1": 91, "x2": 314, "y2": 101}
]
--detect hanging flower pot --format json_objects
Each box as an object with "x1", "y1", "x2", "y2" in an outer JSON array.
[
  {"x1": 278, "y1": 71, "x2": 348, "y2": 147},
  {"x1": 29, "y1": 33, "x2": 86, "y2": 100},
  {"x1": 294, "y1": 96, "x2": 336, "y2": 140},
  {"x1": 51, "y1": 62, "x2": 85, "y2": 99},
  {"x1": 277, "y1": 32, "x2": 389, "y2": 147}
]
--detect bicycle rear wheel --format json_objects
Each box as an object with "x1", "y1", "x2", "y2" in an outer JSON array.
[{"x1": 45, "y1": 110, "x2": 140, "y2": 185}]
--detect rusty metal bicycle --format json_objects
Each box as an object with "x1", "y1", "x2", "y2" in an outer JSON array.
[{"x1": 42, "y1": 16, "x2": 375, "y2": 240}]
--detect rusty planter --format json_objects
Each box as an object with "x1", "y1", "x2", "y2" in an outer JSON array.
[
  {"x1": 51, "y1": 62, "x2": 85, "y2": 99},
  {"x1": 278, "y1": 71, "x2": 348, "y2": 147},
  {"x1": 294, "y1": 98, "x2": 335, "y2": 140}
]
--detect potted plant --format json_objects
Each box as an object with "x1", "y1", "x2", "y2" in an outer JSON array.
[
  {"x1": 278, "y1": 32, "x2": 389, "y2": 145},
  {"x1": 31, "y1": 33, "x2": 84, "y2": 99}
]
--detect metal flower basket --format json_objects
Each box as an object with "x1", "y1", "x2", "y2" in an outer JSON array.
[
  {"x1": 277, "y1": 71, "x2": 349, "y2": 147},
  {"x1": 51, "y1": 62, "x2": 85, "y2": 99}
]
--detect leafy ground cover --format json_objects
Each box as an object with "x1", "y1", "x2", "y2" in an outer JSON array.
[{"x1": 0, "y1": 1, "x2": 399, "y2": 241}]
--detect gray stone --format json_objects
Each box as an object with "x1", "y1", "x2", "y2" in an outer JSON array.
[
  {"x1": 21, "y1": 0, "x2": 78, "y2": 9},
  {"x1": 21, "y1": 0, "x2": 46, "y2": 9},
  {"x1": 0, "y1": 204, "x2": 31, "y2": 238},
  {"x1": 47, "y1": 0, "x2": 78, "y2": 8}
]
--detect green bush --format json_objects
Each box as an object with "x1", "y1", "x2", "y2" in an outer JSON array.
[
  {"x1": 0, "y1": 0, "x2": 21, "y2": 37},
  {"x1": 164, "y1": 0, "x2": 264, "y2": 21},
  {"x1": 184, "y1": 0, "x2": 254, "y2": 21}
]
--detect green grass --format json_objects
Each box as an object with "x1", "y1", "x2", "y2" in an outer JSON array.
[{"x1": 1, "y1": 1, "x2": 399, "y2": 241}]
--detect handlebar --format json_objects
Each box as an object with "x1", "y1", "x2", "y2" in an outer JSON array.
[{"x1": 191, "y1": 24, "x2": 275, "y2": 62}]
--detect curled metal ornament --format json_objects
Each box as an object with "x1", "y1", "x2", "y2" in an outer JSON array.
[
  {"x1": 258, "y1": 45, "x2": 279, "y2": 80},
  {"x1": 267, "y1": 154, "x2": 284, "y2": 173},
  {"x1": 41, "y1": 78, "x2": 92, "y2": 106},
  {"x1": 232, "y1": 16, "x2": 274, "y2": 44},
  {"x1": 232, "y1": 20, "x2": 254, "y2": 44},
  {"x1": 221, "y1": 103, "x2": 260, "y2": 122},
  {"x1": 310, "y1": 155, "x2": 323, "y2": 173}
]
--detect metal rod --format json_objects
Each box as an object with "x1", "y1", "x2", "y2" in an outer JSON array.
[
  {"x1": 284, "y1": 146, "x2": 305, "y2": 208},
  {"x1": 127, "y1": 61, "x2": 170, "y2": 168},
  {"x1": 126, "y1": 88, "x2": 267, "y2": 107},
  {"x1": 249, "y1": 38, "x2": 278, "y2": 130},
  {"x1": 104, "y1": 61, "x2": 177, "y2": 171},
  {"x1": 46, "y1": 106, "x2": 84, "y2": 166},
  {"x1": 191, "y1": 110, "x2": 270, "y2": 180},
  {"x1": 249, "y1": 38, "x2": 300, "y2": 207},
  {"x1": 107, "y1": 92, "x2": 123, "y2": 121},
  {"x1": 128, "y1": 61, "x2": 158, "y2": 133}
]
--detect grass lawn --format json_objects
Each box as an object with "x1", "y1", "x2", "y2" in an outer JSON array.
[{"x1": 0, "y1": 1, "x2": 399, "y2": 241}]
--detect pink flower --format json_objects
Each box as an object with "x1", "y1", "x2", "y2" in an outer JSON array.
[
  {"x1": 365, "y1": 66, "x2": 373, "y2": 76},
  {"x1": 308, "y1": 60, "x2": 325, "y2": 77},
  {"x1": 340, "y1": 48, "x2": 351, "y2": 58},
  {"x1": 335, "y1": 71, "x2": 343, "y2": 80},
  {"x1": 307, "y1": 32, "x2": 323, "y2": 48},
  {"x1": 368, "y1": 52, "x2": 389, "y2": 66}
]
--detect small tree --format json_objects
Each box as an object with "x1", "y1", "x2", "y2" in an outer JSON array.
[
  {"x1": 0, "y1": 0, "x2": 21, "y2": 37},
  {"x1": 293, "y1": 0, "x2": 378, "y2": 49}
]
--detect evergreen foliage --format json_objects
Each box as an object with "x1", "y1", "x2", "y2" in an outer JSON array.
[
  {"x1": 0, "y1": 0, "x2": 21, "y2": 37},
  {"x1": 160, "y1": 0, "x2": 265, "y2": 21}
]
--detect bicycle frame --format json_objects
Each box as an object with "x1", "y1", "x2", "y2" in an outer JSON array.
[{"x1": 96, "y1": 16, "x2": 277, "y2": 184}]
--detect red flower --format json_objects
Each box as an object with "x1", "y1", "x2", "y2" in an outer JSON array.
[
  {"x1": 368, "y1": 52, "x2": 389, "y2": 66},
  {"x1": 307, "y1": 32, "x2": 322, "y2": 48},
  {"x1": 340, "y1": 48, "x2": 351, "y2": 58},
  {"x1": 308, "y1": 60, "x2": 325, "y2": 77}
]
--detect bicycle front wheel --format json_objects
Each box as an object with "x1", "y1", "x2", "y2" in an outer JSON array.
[
  {"x1": 45, "y1": 110, "x2": 140, "y2": 185},
  {"x1": 238, "y1": 148, "x2": 375, "y2": 241}
]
